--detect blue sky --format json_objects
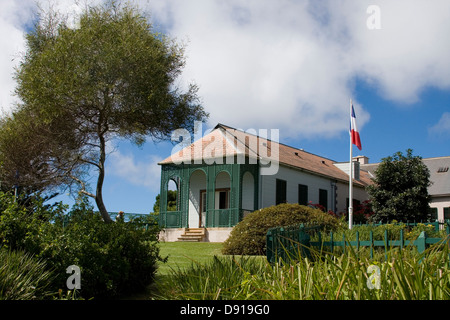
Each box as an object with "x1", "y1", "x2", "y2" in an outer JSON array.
[{"x1": 1, "y1": 0, "x2": 449, "y2": 214}]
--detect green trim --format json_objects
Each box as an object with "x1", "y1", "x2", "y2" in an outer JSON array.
[{"x1": 159, "y1": 162, "x2": 259, "y2": 228}]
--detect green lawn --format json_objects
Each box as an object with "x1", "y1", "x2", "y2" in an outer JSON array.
[{"x1": 156, "y1": 242, "x2": 225, "y2": 276}]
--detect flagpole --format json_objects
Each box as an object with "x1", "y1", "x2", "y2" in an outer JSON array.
[{"x1": 349, "y1": 99, "x2": 353, "y2": 230}]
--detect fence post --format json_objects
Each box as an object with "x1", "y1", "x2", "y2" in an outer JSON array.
[
  {"x1": 400, "y1": 229, "x2": 404, "y2": 250},
  {"x1": 266, "y1": 229, "x2": 273, "y2": 263},
  {"x1": 342, "y1": 233, "x2": 346, "y2": 254},
  {"x1": 330, "y1": 231, "x2": 334, "y2": 254},
  {"x1": 370, "y1": 231, "x2": 374, "y2": 259},
  {"x1": 416, "y1": 231, "x2": 426, "y2": 254},
  {"x1": 356, "y1": 231, "x2": 359, "y2": 258},
  {"x1": 384, "y1": 229, "x2": 388, "y2": 261},
  {"x1": 356, "y1": 231, "x2": 360, "y2": 252}
]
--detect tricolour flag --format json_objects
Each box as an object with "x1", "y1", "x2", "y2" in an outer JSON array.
[{"x1": 350, "y1": 104, "x2": 362, "y2": 150}]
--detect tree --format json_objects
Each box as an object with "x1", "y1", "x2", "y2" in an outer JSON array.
[
  {"x1": 366, "y1": 149, "x2": 431, "y2": 223},
  {"x1": 10, "y1": 2, "x2": 208, "y2": 223},
  {"x1": 152, "y1": 190, "x2": 178, "y2": 213}
]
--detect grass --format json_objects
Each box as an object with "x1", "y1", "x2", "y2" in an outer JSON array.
[
  {"x1": 156, "y1": 242, "x2": 225, "y2": 276},
  {"x1": 154, "y1": 240, "x2": 450, "y2": 300},
  {"x1": 0, "y1": 248, "x2": 55, "y2": 300}
]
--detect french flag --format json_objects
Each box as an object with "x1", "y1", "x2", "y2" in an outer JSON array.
[{"x1": 350, "y1": 104, "x2": 362, "y2": 150}]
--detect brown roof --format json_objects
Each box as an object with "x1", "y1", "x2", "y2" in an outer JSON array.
[{"x1": 159, "y1": 123, "x2": 372, "y2": 187}]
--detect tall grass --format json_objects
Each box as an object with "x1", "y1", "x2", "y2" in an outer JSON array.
[
  {"x1": 0, "y1": 248, "x2": 55, "y2": 300},
  {"x1": 156, "y1": 242, "x2": 450, "y2": 300}
]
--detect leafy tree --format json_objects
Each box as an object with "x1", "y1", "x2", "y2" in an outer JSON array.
[
  {"x1": 366, "y1": 149, "x2": 431, "y2": 222},
  {"x1": 10, "y1": 2, "x2": 207, "y2": 223},
  {"x1": 153, "y1": 190, "x2": 178, "y2": 213}
]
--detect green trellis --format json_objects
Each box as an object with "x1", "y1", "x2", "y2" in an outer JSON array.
[{"x1": 159, "y1": 162, "x2": 259, "y2": 228}]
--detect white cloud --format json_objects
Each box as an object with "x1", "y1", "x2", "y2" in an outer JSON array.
[
  {"x1": 107, "y1": 150, "x2": 163, "y2": 192},
  {"x1": 429, "y1": 112, "x2": 450, "y2": 138},
  {"x1": 0, "y1": 0, "x2": 35, "y2": 114},
  {"x1": 147, "y1": 0, "x2": 450, "y2": 139},
  {"x1": 2, "y1": 0, "x2": 450, "y2": 140}
]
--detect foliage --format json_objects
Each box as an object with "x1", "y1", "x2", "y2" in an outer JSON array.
[
  {"x1": 0, "y1": 192, "x2": 164, "y2": 299},
  {"x1": 352, "y1": 200, "x2": 374, "y2": 224},
  {"x1": 158, "y1": 243, "x2": 450, "y2": 300},
  {"x1": 317, "y1": 221, "x2": 447, "y2": 242},
  {"x1": 153, "y1": 190, "x2": 178, "y2": 213},
  {"x1": 222, "y1": 203, "x2": 342, "y2": 255},
  {"x1": 9, "y1": 1, "x2": 207, "y2": 222},
  {"x1": 0, "y1": 248, "x2": 55, "y2": 300},
  {"x1": 40, "y1": 200, "x2": 163, "y2": 298},
  {"x1": 366, "y1": 149, "x2": 431, "y2": 223},
  {"x1": 0, "y1": 192, "x2": 67, "y2": 253}
]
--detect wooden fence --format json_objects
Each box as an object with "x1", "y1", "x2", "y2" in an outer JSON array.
[{"x1": 266, "y1": 221, "x2": 450, "y2": 264}]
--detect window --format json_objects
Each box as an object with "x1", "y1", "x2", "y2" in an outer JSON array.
[
  {"x1": 346, "y1": 198, "x2": 361, "y2": 211},
  {"x1": 445, "y1": 207, "x2": 450, "y2": 220},
  {"x1": 298, "y1": 184, "x2": 308, "y2": 206},
  {"x1": 218, "y1": 190, "x2": 229, "y2": 209},
  {"x1": 319, "y1": 189, "x2": 328, "y2": 210},
  {"x1": 429, "y1": 207, "x2": 438, "y2": 221},
  {"x1": 276, "y1": 179, "x2": 287, "y2": 205},
  {"x1": 200, "y1": 191, "x2": 207, "y2": 213}
]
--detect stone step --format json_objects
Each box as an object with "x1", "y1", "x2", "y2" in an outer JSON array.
[{"x1": 177, "y1": 228, "x2": 206, "y2": 242}]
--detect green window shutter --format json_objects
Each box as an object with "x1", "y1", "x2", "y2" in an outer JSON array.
[
  {"x1": 298, "y1": 184, "x2": 308, "y2": 206},
  {"x1": 444, "y1": 207, "x2": 450, "y2": 220},
  {"x1": 319, "y1": 189, "x2": 328, "y2": 210},
  {"x1": 429, "y1": 207, "x2": 438, "y2": 221},
  {"x1": 276, "y1": 179, "x2": 287, "y2": 205}
]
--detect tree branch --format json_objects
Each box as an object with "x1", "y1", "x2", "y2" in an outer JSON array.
[{"x1": 70, "y1": 174, "x2": 95, "y2": 198}]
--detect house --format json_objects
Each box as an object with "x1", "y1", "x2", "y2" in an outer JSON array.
[
  {"x1": 158, "y1": 123, "x2": 372, "y2": 242},
  {"x1": 360, "y1": 156, "x2": 450, "y2": 222}
]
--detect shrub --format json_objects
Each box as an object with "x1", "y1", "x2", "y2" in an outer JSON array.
[
  {"x1": 222, "y1": 203, "x2": 342, "y2": 255},
  {"x1": 0, "y1": 192, "x2": 164, "y2": 299},
  {"x1": 37, "y1": 198, "x2": 163, "y2": 299}
]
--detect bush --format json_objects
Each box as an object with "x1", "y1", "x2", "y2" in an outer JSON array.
[
  {"x1": 37, "y1": 198, "x2": 163, "y2": 299},
  {"x1": 222, "y1": 203, "x2": 342, "y2": 255},
  {"x1": 0, "y1": 192, "x2": 164, "y2": 299}
]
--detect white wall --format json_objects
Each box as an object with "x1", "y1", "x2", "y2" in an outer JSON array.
[
  {"x1": 188, "y1": 169, "x2": 206, "y2": 228},
  {"x1": 335, "y1": 181, "x2": 369, "y2": 214},
  {"x1": 259, "y1": 164, "x2": 335, "y2": 210},
  {"x1": 430, "y1": 196, "x2": 450, "y2": 221},
  {"x1": 215, "y1": 171, "x2": 231, "y2": 189},
  {"x1": 242, "y1": 171, "x2": 255, "y2": 211}
]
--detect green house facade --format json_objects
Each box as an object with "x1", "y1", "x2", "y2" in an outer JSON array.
[{"x1": 159, "y1": 162, "x2": 259, "y2": 229}]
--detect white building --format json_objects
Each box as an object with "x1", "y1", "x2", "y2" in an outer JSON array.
[
  {"x1": 158, "y1": 124, "x2": 372, "y2": 242},
  {"x1": 361, "y1": 156, "x2": 450, "y2": 222}
]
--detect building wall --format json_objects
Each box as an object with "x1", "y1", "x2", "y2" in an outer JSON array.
[
  {"x1": 335, "y1": 181, "x2": 370, "y2": 214},
  {"x1": 188, "y1": 169, "x2": 206, "y2": 228},
  {"x1": 430, "y1": 195, "x2": 450, "y2": 221},
  {"x1": 242, "y1": 171, "x2": 255, "y2": 211},
  {"x1": 259, "y1": 164, "x2": 336, "y2": 211}
]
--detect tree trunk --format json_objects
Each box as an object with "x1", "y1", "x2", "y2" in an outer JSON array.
[{"x1": 96, "y1": 133, "x2": 113, "y2": 224}]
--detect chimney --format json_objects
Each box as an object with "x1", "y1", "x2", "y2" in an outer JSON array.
[
  {"x1": 353, "y1": 155, "x2": 369, "y2": 164},
  {"x1": 353, "y1": 161, "x2": 360, "y2": 181}
]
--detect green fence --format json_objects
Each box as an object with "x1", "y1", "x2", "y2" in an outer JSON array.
[
  {"x1": 266, "y1": 221, "x2": 450, "y2": 264},
  {"x1": 311, "y1": 228, "x2": 449, "y2": 260},
  {"x1": 266, "y1": 224, "x2": 321, "y2": 264}
]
